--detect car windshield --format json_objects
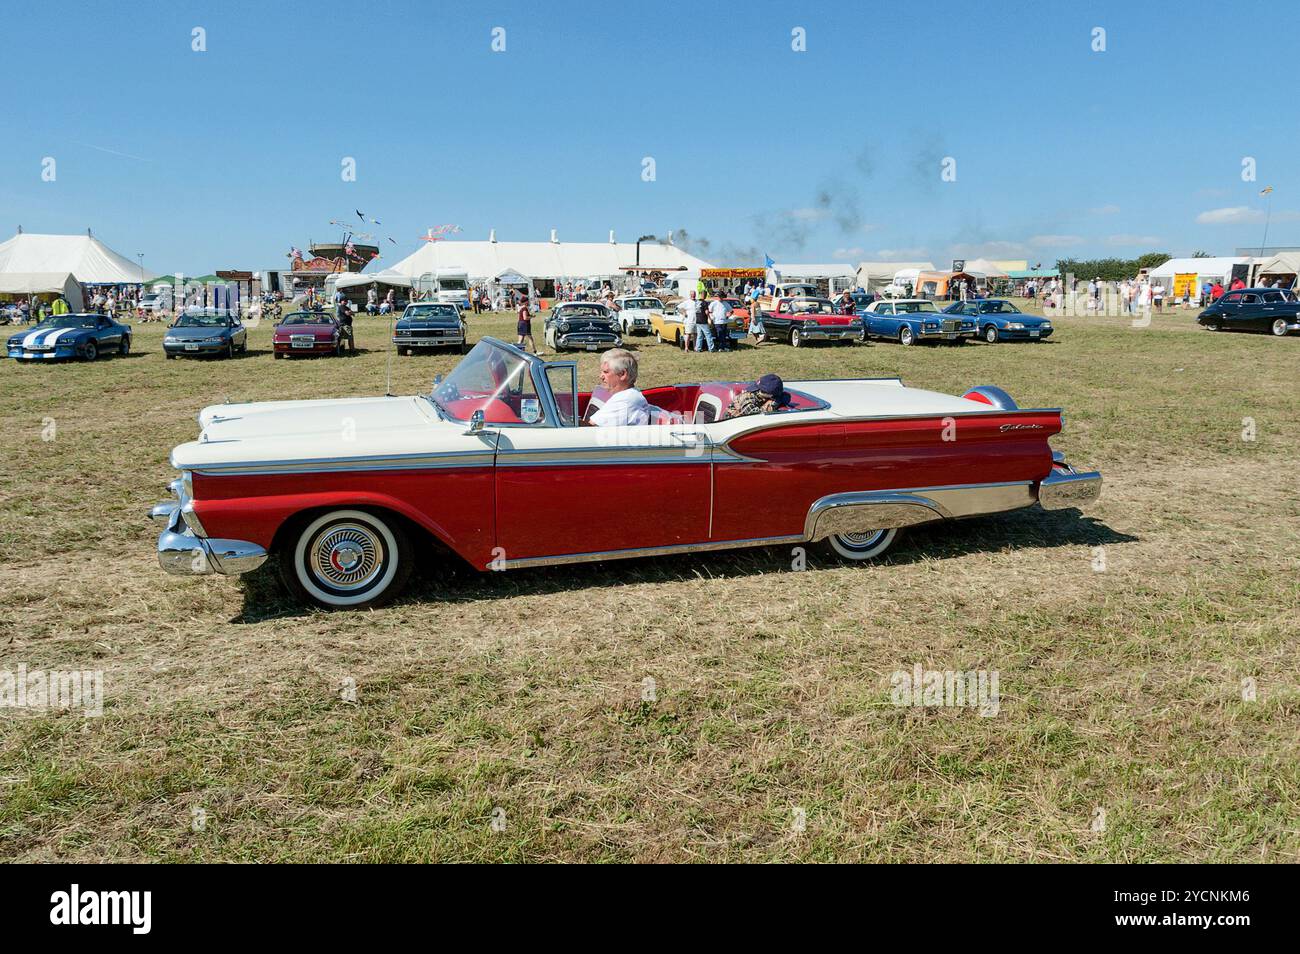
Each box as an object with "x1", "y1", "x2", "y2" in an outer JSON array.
[
  {"x1": 622, "y1": 298, "x2": 661, "y2": 309},
  {"x1": 558, "y1": 304, "x2": 608, "y2": 317},
  {"x1": 174, "y1": 312, "x2": 232, "y2": 327},
  {"x1": 404, "y1": 304, "x2": 459, "y2": 320},
  {"x1": 979, "y1": 301, "x2": 1021, "y2": 314},
  {"x1": 897, "y1": 302, "x2": 940, "y2": 314},
  {"x1": 280, "y1": 312, "x2": 330, "y2": 326},
  {"x1": 428, "y1": 339, "x2": 546, "y2": 424},
  {"x1": 30, "y1": 316, "x2": 96, "y2": 330},
  {"x1": 790, "y1": 299, "x2": 836, "y2": 314}
]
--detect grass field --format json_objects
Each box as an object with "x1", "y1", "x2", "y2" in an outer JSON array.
[{"x1": 1, "y1": 303, "x2": 1297, "y2": 862}]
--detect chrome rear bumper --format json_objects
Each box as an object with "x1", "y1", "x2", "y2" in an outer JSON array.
[
  {"x1": 151, "y1": 501, "x2": 267, "y2": 576},
  {"x1": 1037, "y1": 452, "x2": 1103, "y2": 509}
]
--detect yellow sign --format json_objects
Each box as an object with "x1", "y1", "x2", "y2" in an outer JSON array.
[
  {"x1": 1173, "y1": 273, "x2": 1198, "y2": 298},
  {"x1": 701, "y1": 267, "x2": 766, "y2": 280}
]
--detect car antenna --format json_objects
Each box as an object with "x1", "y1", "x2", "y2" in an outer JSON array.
[{"x1": 385, "y1": 302, "x2": 395, "y2": 396}]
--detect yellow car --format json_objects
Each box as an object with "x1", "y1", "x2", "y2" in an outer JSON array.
[{"x1": 651, "y1": 301, "x2": 749, "y2": 347}]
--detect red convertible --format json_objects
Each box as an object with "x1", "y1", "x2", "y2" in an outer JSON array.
[
  {"x1": 272, "y1": 311, "x2": 349, "y2": 358},
  {"x1": 152, "y1": 337, "x2": 1103, "y2": 609}
]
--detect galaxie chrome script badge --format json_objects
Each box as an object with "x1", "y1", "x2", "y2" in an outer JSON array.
[
  {"x1": 1000, "y1": 423, "x2": 1044, "y2": 432},
  {"x1": 520, "y1": 398, "x2": 541, "y2": 425}
]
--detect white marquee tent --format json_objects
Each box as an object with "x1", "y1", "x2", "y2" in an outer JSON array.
[
  {"x1": 385, "y1": 234, "x2": 713, "y2": 286},
  {"x1": 1146, "y1": 257, "x2": 1251, "y2": 285},
  {"x1": 0, "y1": 232, "x2": 156, "y2": 285}
]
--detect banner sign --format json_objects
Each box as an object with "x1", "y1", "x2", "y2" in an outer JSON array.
[
  {"x1": 292, "y1": 256, "x2": 350, "y2": 273},
  {"x1": 1173, "y1": 273, "x2": 1199, "y2": 298},
  {"x1": 701, "y1": 267, "x2": 766, "y2": 280}
]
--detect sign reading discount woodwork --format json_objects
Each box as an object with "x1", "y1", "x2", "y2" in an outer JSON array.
[{"x1": 701, "y1": 267, "x2": 766, "y2": 280}]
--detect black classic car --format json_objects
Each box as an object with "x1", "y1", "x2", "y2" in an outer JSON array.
[
  {"x1": 393, "y1": 302, "x2": 468, "y2": 355},
  {"x1": 163, "y1": 308, "x2": 247, "y2": 359},
  {"x1": 544, "y1": 301, "x2": 622, "y2": 352},
  {"x1": 1197, "y1": 288, "x2": 1300, "y2": 336}
]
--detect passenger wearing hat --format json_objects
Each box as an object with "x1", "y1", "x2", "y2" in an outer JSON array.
[{"x1": 724, "y1": 373, "x2": 792, "y2": 419}]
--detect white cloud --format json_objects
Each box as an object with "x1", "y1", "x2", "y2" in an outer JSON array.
[
  {"x1": 1089, "y1": 204, "x2": 1121, "y2": 215},
  {"x1": 873, "y1": 247, "x2": 929, "y2": 260},
  {"x1": 833, "y1": 247, "x2": 865, "y2": 259},
  {"x1": 1196, "y1": 206, "x2": 1265, "y2": 224},
  {"x1": 949, "y1": 240, "x2": 1032, "y2": 258},
  {"x1": 1028, "y1": 234, "x2": 1084, "y2": 247},
  {"x1": 1106, "y1": 234, "x2": 1163, "y2": 246},
  {"x1": 789, "y1": 207, "x2": 831, "y2": 221}
]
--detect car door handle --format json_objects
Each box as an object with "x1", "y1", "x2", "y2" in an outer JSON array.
[{"x1": 670, "y1": 431, "x2": 708, "y2": 445}]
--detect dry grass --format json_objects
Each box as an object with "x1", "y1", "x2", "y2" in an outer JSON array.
[{"x1": 1, "y1": 304, "x2": 1297, "y2": 862}]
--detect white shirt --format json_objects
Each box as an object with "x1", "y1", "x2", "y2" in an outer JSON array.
[
  {"x1": 680, "y1": 299, "x2": 698, "y2": 329},
  {"x1": 591, "y1": 387, "x2": 649, "y2": 427},
  {"x1": 708, "y1": 299, "x2": 728, "y2": 323}
]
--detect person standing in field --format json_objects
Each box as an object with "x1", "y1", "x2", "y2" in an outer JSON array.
[{"x1": 516, "y1": 293, "x2": 538, "y2": 353}]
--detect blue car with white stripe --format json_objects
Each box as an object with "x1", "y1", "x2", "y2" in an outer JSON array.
[{"x1": 7, "y1": 313, "x2": 133, "y2": 361}]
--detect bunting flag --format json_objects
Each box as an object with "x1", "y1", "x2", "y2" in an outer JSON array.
[{"x1": 1259, "y1": 186, "x2": 1273, "y2": 196}]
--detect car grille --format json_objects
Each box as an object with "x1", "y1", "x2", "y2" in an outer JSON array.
[
  {"x1": 569, "y1": 321, "x2": 613, "y2": 333},
  {"x1": 291, "y1": 334, "x2": 316, "y2": 347},
  {"x1": 942, "y1": 319, "x2": 960, "y2": 332},
  {"x1": 409, "y1": 328, "x2": 451, "y2": 337}
]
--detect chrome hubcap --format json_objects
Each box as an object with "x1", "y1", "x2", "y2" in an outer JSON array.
[
  {"x1": 838, "y1": 529, "x2": 886, "y2": 549},
  {"x1": 311, "y1": 523, "x2": 384, "y2": 590}
]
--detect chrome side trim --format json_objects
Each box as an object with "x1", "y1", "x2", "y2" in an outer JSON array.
[
  {"x1": 495, "y1": 445, "x2": 713, "y2": 468},
  {"x1": 804, "y1": 481, "x2": 1037, "y2": 540},
  {"x1": 189, "y1": 449, "x2": 497, "y2": 476},
  {"x1": 494, "y1": 533, "x2": 806, "y2": 570}
]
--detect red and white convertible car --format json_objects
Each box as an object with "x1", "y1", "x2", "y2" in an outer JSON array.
[{"x1": 152, "y1": 337, "x2": 1102, "y2": 609}]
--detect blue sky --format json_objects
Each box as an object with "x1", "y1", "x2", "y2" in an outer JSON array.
[{"x1": 3, "y1": 0, "x2": 1297, "y2": 273}]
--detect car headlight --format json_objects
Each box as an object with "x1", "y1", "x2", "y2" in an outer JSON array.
[
  {"x1": 1041, "y1": 322, "x2": 1052, "y2": 328},
  {"x1": 925, "y1": 322, "x2": 938, "y2": 329},
  {"x1": 1006, "y1": 322, "x2": 1025, "y2": 330}
]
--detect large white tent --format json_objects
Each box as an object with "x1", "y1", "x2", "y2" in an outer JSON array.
[
  {"x1": 1147, "y1": 257, "x2": 1251, "y2": 285},
  {"x1": 0, "y1": 272, "x2": 84, "y2": 310},
  {"x1": 0, "y1": 232, "x2": 155, "y2": 285},
  {"x1": 385, "y1": 233, "x2": 713, "y2": 286},
  {"x1": 333, "y1": 271, "x2": 413, "y2": 290},
  {"x1": 963, "y1": 257, "x2": 1011, "y2": 278}
]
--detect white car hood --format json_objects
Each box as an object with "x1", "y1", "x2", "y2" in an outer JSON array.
[{"x1": 173, "y1": 395, "x2": 478, "y2": 471}]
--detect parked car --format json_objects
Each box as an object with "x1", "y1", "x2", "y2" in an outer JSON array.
[
  {"x1": 163, "y1": 308, "x2": 247, "y2": 359},
  {"x1": 759, "y1": 296, "x2": 863, "y2": 347},
  {"x1": 943, "y1": 299, "x2": 1053, "y2": 343},
  {"x1": 849, "y1": 291, "x2": 876, "y2": 312},
  {"x1": 272, "y1": 311, "x2": 347, "y2": 358},
  {"x1": 138, "y1": 290, "x2": 173, "y2": 315},
  {"x1": 393, "y1": 302, "x2": 467, "y2": 355},
  {"x1": 862, "y1": 299, "x2": 976, "y2": 345},
  {"x1": 611, "y1": 296, "x2": 665, "y2": 337},
  {"x1": 152, "y1": 338, "x2": 1103, "y2": 609},
  {"x1": 544, "y1": 301, "x2": 622, "y2": 352},
  {"x1": 7, "y1": 313, "x2": 132, "y2": 361},
  {"x1": 1197, "y1": 288, "x2": 1300, "y2": 336}
]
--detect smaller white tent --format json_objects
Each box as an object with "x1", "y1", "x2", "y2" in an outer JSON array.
[
  {"x1": 856, "y1": 261, "x2": 935, "y2": 290},
  {"x1": 0, "y1": 272, "x2": 84, "y2": 310},
  {"x1": 963, "y1": 258, "x2": 1010, "y2": 278},
  {"x1": 334, "y1": 271, "x2": 413, "y2": 290},
  {"x1": 1253, "y1": 252, "x2": 1300, "y2": 284}
]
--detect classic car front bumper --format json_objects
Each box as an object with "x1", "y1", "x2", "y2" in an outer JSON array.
[
  {"x1": 151, "y1": 484, "x2": 267, "y2": 576},
  {"x1": 556, "y1": 332, "x2": 621, "y2": 350},
  {"x1": 799, "y1": 324, "x2": 862, "y2": 340},
  {"x1": 163, "y1": 339, "x2": 231, "y2": 355},
  {"x1": 393, "y1": 330, "x2": 465, "y2": 347}
]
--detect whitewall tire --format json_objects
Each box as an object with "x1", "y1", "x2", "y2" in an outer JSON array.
[
  {"x1": 824, "y1": 528, "x2": 899, "y2": 562},
  {"x1": 280, "y1": 509, "x2": 413, "y2": 609}
]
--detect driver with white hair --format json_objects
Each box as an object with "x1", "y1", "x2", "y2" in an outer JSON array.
[{"x1": 588, "y1": 348, "x2": 650, "y2": 426}]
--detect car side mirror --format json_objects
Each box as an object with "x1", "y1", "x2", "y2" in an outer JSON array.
[{"x1": 466, "y1": 410, "x2": 486, "y2": 435}]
